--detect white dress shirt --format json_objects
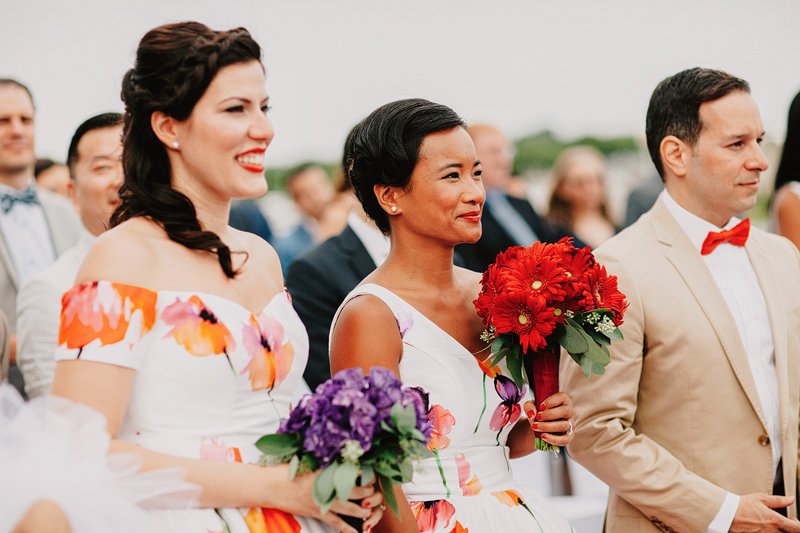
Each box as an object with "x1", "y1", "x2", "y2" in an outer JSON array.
[
  {"x1": 347, "y1": 210, "x2": 390, "y2": 267},
  {"x1": 0, "y1": 182, "x2": 56, "y2": 284},
  {"x1": 663, "y1": 191, "x2": 780, "y2": 533}
]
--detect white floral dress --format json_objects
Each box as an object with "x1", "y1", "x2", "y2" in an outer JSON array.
[{"x1": 334, "y1": 283, "x2": 574, "y2": 533}]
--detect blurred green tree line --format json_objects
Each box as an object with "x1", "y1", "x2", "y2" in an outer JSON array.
[{"x1": 264, "y1": 130, "x2": 638, "y2": 191}]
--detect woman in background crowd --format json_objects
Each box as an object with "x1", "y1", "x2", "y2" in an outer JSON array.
[
  {"x1": 547, "y1": 145, "x2": 615, "y2": 248},
  {"x1": 770, "y1": 90, "x2": 800, "y2": 249}
]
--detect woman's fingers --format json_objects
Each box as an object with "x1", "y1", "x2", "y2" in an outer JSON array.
[
  {"x1": 539, "y1": 391, "x2": 572, "y2": 411},
  {"x1": 349, "y1": 484, "x2": 376, "y2": 500},
  {"x1": 536, "y1": 405, "x2": 573, "y2": 422},
  {"x1": 330, "y1": 499, "x2": 371, "y2": 521},
  {"x1": 319, "y1": 511, "x2": 357, "y2": 533}
]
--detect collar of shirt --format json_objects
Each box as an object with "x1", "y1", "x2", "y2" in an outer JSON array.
[
  {"x1": 660, "y1": 190, "x2": 743, "y2": 253},
  {"x1": 348, "y1": 210, "x2": 389, "y2": 266},
  {"x1": 0, "y1": 179, "x2": 35, "y2": 195}
]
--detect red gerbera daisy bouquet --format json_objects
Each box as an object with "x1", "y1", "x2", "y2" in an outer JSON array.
[{"x1": 474, "y1": 237, "x2": 627, "y2": 451}]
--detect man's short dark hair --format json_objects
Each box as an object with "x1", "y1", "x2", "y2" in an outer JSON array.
[
  {"x1": 646, "y1": 67, "x2": 750, "y2": 179},
  {"x1": 285, "y1": 162, "x2": 327, "y2": 188},
  {"x1": 0, "y1": 78, "x2": 34, "y2": 107},
  {"x1": 66, "y1": 112, "x2": 123, "y2": 177}
]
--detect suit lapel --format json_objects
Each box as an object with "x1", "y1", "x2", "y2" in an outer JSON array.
[
  {"x1": 339, "y1": 226, "x2": 377, "y2": 280},
  {"x1": 746, "y1": 234, "x2": 791, "y2": 440},
  {"x1": 0, "y1": 228, "x2": 19, "y2": 290},
  {"x1": 650, "y1": 199, "x2": 768, "y2": 431}
]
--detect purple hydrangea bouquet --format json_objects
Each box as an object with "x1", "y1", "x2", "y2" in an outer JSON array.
[{"x1": 255, "y1": 367, "x2": 432, "y2": 517}]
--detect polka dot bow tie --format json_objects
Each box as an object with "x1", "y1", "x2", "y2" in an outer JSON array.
[
  {"x1": 700, "y1": 218, "x2": 750, "y2": 256},
  {"x1": 0, "y1": 186, "x2": 39, "y2": 214}
]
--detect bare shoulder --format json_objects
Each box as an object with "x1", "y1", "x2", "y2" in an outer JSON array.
[
  {"x1": 235, "y1": 228, "x2": 282, "y2": 282},
  {"x1": 76, "y1": 218, "x2": 163, "y2": 285},
  {"x1": 329, "y1": 293, "x2": 403, "y2": 375}
]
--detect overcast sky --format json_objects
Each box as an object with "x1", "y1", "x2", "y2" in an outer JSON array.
[{"x1": 2, "y1": 0, "x2": 799, "y2": 166}]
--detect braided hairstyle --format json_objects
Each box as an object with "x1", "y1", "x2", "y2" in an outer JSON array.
[{"x1": 112, "y1": 21, "x2": 262, "y2": 278}]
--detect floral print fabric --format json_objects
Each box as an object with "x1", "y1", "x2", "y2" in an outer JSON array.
[
  {"x1": 334, "y1": 283, "x2": 573, "y2": 532},
  {"x1": 55, "y1": 281, "x2": 329, "y2": 533}
]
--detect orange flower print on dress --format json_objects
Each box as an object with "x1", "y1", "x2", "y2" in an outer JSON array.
[
  {"x1": 59, "y1": 281, "x2": 157, "y2": 356},
  {"x1": 492, "y1": 490, "x2": 540, "y2": 523},
  {"x1": 241, "y1": 313, "x2": 295, "y2": 392},
  {"x1": 456, "y1": 453, "x2": 482, "y2": 496},
  {"x1": 410, "y1": 499, "x2": 456, "y2": 533},
  {"x1": 449, "y1": 521, "x2": 469, "y2": 533},
  {"x1": 162, "y1": 296, "x2": 236, "y2": 371},
  {"x1": 244, "y1": 507, "x2": 301, "y2": 533}
]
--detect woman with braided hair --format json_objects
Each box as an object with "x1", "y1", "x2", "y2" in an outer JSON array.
[{"x1": 2, "y1": 21, "x2": 384, "y2": 533}]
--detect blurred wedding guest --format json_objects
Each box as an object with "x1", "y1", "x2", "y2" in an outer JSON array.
[
  {"x1": 32, "y1": 22, "x2": 381, "y2": 531},
  {"x1": 455, "y1": 123, "x2": 578, "y2": 272},
  {"x1": 286, "y1": 138, "x2": 388, "y2": 390},
  {"x1": 17, "y1": 112, "x2": 122, "y2": 398},
  {"x1": 770, "y1": 90, "x2": 800, "y2": 248},
  {"x1": 563, "y1": 67, "x2": 800, "y2": 532},
  {"x1": 229, "y1": 199, "x2": 273, "y2": 243},
  {"x1": 547, "y1": 145, "x2": 616, "y2": 248},
  {"x1": 34, "y1": 158, "x2": 71, "y2": 198},
  {"x1": 275, "y1": 162, "x2": 336, "y2": 272},
  {"x1": 316, "y1": 169, "x2": 361, "y2": 242},
  {"x1": 0, "y1": 78, "x2": 81, "y2": 392},
  {"x1": 623, "y1": 173, "x2": 663, "y2": 228},
  {"x1": 0, "y1": 308, "x2": 9, "y2": 381}
]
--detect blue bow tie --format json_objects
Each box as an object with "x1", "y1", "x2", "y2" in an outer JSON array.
[{"x1": 0, "y1": 187, "x2": 40, "y2": 214}]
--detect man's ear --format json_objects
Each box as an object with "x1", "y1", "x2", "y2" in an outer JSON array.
[
  {"x1": 66, "y1": 180, "x2": 79, "y2": 213},
  {"x1": 150, "y1": 111, "x2": 180, "y2": 150},
  {"x1": 660, "y1": 135, "x2": 690, "y2": 178},
  {"x1": 374, "y1": 184, "x2": 402, "y2": 216}
]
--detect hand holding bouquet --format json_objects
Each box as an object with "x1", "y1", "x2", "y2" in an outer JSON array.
[
  {"x1": 256, "y1": 368, "x2": 431, "y2": 522},
  {"x1": 474, "y1": 238, "x2": 627, "y2": 451}
]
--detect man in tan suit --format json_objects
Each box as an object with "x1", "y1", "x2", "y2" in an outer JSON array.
[{"x1": 562, "y1": 67, "x2": 800, "y2": 532}]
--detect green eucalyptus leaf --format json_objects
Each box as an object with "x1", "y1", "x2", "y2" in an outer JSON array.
[
  {"x1": 333, "y1": 461, "x2": 358, "y2": 503},
  {"x1": 491, "y1": 336, "x2": 506, "y2": 354},
  {"x1": 360, "y1": 464, "x2": 375, "y2": 486},
  {"x1": 561, "y1": 323, "x2": 589, "y2": 353},
  {"x1": 488, "y1": 350, "x2": 507, "y2": 367},
  {"x1": 583, "y1": 326, "x2": 611, "y2": 347},
  {"x1": 398, "y1": 459, "x2": 414, "y2": 483},
  {"x1": 580, "y1": 355, "x2": 594, "y2": 378},
  {"x1": 378, "y1": 474, "x2": 399, "y2": 517},
  {"x1": 313, "y1": 464, "x2": 338, "y2": 511},
  {"x1": 288, "y1": 455, "x2": 300, "y2": 479},
  {"x1": 255, "y1": 433, "x2": 300, "y2": 456},
  {"x1": 506, "y1": 351, "x2": 525, "y2": 388},
  {"x1": 608, "y1": 327, "x2": 624, "y2": 341}
]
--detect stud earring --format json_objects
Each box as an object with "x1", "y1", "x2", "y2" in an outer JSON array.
[
  {"x1": 390, "y1": 206, "x2": 398, "y2": 213},
  {"x1": 171, "y1": 141, "x2": 180, "y2": 150}
]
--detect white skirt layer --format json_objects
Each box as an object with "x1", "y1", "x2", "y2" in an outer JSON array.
[{"x1": 0, "y1": 384, "x2": 199, "y2": 532}]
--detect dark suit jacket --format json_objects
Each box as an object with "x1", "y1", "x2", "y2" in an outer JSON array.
[
  {"x1": 455, "y1": 193, "x2": 581, "y2": 272},
  {"x1": 285, "y1": 225, "x2": 376, "y2": 390}
]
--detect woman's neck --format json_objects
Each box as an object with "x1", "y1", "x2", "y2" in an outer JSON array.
[{"x1": 384, "y1": 232, "x2": 457, "y2": 289}]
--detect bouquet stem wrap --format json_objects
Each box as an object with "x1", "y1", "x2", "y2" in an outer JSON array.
[{"x1": 528, "y1": 346, "x2": 560, "y2": 452}]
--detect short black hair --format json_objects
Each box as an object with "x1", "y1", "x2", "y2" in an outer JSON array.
[
  {"x1": 34, "y1": 158, "x2": 59, "y2": 178},
  {"x1": 66, "y1": 112, "x2": 123, "y2": 177},
  {"x1": 345, "y1": 98, "x2": 466, "y2": 234},
  {"x1": 0, "y1": 78, "x2": 34, "y2": 108},
  {"x1": 285, "y1": 162, "x2": 327, "y2": 188},
  {"x1": 646, "y1": 67, "x2": 750, "y2": 179}
]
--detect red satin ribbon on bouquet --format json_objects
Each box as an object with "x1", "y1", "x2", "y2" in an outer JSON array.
[{"x1": 701, "y1": 218, "x2": 750, "y2": 256}]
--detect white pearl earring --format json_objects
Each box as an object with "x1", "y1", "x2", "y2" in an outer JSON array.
[
  {"x1": 390, "y1": 206, "x2": 398, "y2": 213},
  {"x1": 171, "y1": 141, "x2": 180, "y2": 150}
]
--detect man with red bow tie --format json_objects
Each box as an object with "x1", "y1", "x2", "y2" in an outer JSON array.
[{"x1": 562, "y1": 68, "x2": 800, "y2": 533}]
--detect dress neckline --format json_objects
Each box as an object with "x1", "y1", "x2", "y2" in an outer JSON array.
[
  {"x1": 358, "y1": 282, "x2": 483, "y2": 360},
  {"x1": 73, "y1": 279, "x2": 287, "y2": 318}
]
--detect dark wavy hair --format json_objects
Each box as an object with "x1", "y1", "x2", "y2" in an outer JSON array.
[
  {"x1": 646, "y1": 67, "x2": 749, "y2": 180},
  {"x1": 111, "y1": 21, "x2": 262, "y2": 278},
  {"x1": 344, "y1": 98, "x2": 466, "y2": 234},
  {"x1": 773, "y1": 91, "x2": 800, "y2": 202}
]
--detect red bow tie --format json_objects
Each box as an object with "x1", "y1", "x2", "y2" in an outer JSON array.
[{"x1": 701, "y1": 218, "x2": 750, "y2": 255}]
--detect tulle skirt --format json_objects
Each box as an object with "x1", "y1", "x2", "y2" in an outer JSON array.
[{"x1": 0, "y1": 384, "x2": 199, "y2": 532}]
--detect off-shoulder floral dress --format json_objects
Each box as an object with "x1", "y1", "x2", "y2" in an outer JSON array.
[
  {"x1": 334, "y1": 283, "x2": 573, "y2": 533},
  {"x1": 55, "y1": 280, "x2": 333, "y2": 533}
]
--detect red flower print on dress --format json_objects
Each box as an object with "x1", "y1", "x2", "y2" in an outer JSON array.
[
  {"x1": 244, "y1": 507, "x2": 301, "y2": 533},
  {"x1": 59, "y1": 281, "x2": 157, "y2": 355},
  {"x1": 241, "y1": 313, "x2": 295, "y2": 392},
  {"x1": 410, "y1": 499, "x2": 456, "y2": 533},
  {"x1": 492, "y1": 490, "x2": 541, "y2": 524},
  {"x1": 456, "y1": 453, "x2": 482, "y2": 496},
  {"x1": 449, "y1": 521, "x2": 468, "y2": 533},
  {"x1": 162, "y1": 296, "x2": 237, "y2": 371}
]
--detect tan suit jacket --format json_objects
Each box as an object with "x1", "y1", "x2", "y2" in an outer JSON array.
[{"x1": 561, "y1": 197, "x2": 800, "y2": 532}]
